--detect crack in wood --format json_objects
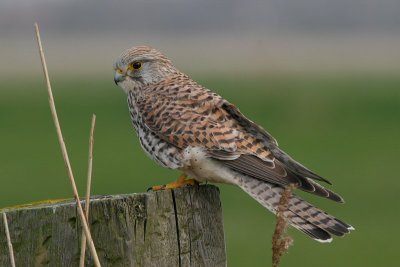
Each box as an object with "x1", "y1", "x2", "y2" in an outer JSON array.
[{"x1": 171, "y1": 190, "x2": 182, "y2": 267}]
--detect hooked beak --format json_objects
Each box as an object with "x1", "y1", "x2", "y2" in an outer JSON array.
[{"x1": 114, "y1": 73, "x2": 125, "y2": 85}]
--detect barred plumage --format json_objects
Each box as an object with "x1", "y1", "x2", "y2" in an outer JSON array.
[{"x1": 114, "y1": 45, "x2": 353, "y2": 242}]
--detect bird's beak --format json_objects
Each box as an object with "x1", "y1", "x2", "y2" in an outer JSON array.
[{"x1": 114, "y1": 73, "x2": 125, "y2": 85}]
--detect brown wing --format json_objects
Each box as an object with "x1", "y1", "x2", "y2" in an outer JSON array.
[
  {"x1": 215, "y1": 154, "x2": 344, "y2": 202},
  {"x1": 137, "y1": 75, "x2": 343, "y2": 202},
  {"x1": 221, "y1": 102, "x2": 332, "y2": 184},
  {"x1": 219, "y1": 102, "x2": 344, "y2": 202},
  {"x1": 136, "y1": 74, "x2": 271, "y2": 159}
]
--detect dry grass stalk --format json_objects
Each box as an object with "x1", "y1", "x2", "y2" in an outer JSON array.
[
  {"x1": 272, "y1": 184, "x2": 295, "y2": 267},
  {"x1": 2, "y1": 212, "x2": 16, "y2": 267},
  {"x1": 79, "y1": 114, "x2": 96, "y2": 267},
  {"x1": 34, "y1": 23, "x2": 101, "y2": 267}
]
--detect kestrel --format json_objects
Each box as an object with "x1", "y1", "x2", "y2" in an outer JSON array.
[{"x1": 113, "y1": 46, "x2": 353, "y2": 242}]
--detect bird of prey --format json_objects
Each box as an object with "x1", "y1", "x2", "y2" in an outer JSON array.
[{"x1": 113, "y1": 46, "x2": 353, "y2": 242}]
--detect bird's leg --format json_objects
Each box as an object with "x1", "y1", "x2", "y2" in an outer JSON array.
[{"x1": 150, "y1": 174, "x2": 199, "y2": 191}]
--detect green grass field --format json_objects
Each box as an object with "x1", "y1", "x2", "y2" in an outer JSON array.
[{"x1": 1, "y1": 74, "x2": 399, "y2": 266}]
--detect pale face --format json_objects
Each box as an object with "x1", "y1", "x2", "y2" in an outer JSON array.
[{"x1": 113, "y1": 46, "x2": 176, "y2": 94}]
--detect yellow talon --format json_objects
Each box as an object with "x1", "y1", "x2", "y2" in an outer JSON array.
[{"x1": 151, "y1": 174, "x2": 199, "y2": 191}]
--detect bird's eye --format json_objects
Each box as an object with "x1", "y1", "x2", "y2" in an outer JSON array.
[{"x1": 130, "y1": 62, "x2": 142, "y2": 70}]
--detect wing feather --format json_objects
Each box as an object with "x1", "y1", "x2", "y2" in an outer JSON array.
[
  {"x1": 214, "y1": 153, "x2": 344, "y2": 203},
  {"x1": 222, "y1": 102, "x2": 332, "y2": 185},
  {"x1": 134, "y1": 75, "x2": 342, "y2": 202}
]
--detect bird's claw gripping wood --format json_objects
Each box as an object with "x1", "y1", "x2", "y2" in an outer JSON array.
[{"x1": 150, "y1": 174, "x2": 199, "y2": 191}]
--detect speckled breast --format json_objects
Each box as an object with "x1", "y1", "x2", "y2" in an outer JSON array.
[{"x1": 127, "y1": 92, "x2": 183, "y2": 169}]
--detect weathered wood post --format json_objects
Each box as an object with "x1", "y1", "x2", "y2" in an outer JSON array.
[{"x1": 0, "y1": 185, "x2": 226, "y2": 267}]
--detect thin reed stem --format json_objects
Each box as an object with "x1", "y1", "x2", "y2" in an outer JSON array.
[
  {"x1": 34, "y1": 23, "x2": 101, "y2": 267},
  {"x1": 2, "y1": 212, "x2": 16, "y2": 267},
  {"x1": 79, "y1": 114, "x2": 96, "y2": 267}
]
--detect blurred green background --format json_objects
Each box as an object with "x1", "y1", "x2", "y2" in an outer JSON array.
[
  {"x1": 1, "y1": 1, "x2": 400, "y2": 266},
  {"x1": 1, "y1": 75, "x2": 399, "y2": 266}
]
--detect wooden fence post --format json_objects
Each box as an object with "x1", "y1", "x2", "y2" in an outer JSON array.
[{"x1": 0, "y1": 185, "x2": 226, "y2": 267}]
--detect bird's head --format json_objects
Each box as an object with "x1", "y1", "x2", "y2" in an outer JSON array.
[{"x1": 113, "y1": 46, "x2": 177, "y2": 94}]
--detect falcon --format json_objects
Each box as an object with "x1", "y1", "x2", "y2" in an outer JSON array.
[{"x1": 113, "y1": 46, "x2": 353, "y2": 242}]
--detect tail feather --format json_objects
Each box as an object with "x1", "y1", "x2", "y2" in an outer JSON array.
[
  {"x1": 286, "y1": 210, "x2": 333, "y2": 242},
  {"x1": 287, "y1": 197, "x2": 352, "y2": 236},
  {"x1": 235, "y1": 175, "x2": 353, "y2": 242}
]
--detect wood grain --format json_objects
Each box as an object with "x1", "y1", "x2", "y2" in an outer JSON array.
[{"x1": 0, "y1": 185, "x2": 226, "y2": 267}]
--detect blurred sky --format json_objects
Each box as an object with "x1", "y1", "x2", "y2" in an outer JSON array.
[{"x1": 1, "y1": 0, "x2": 400, "y2": 78}]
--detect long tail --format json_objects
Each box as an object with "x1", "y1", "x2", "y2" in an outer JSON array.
[{"x1": 236, "y1": 176, "x2": 354, "y2": 242}]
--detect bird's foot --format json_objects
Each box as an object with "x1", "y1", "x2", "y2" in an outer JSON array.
[{"x1": 150, "y1": 174, "x2": 199, "y2": 191}]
